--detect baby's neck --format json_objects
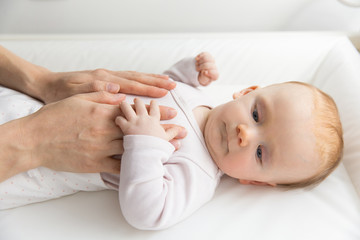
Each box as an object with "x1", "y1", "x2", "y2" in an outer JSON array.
[{"x1": 192, "y1": 106, "x2": 211, "y2": 135}]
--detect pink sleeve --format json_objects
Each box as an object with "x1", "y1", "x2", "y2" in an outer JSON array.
[
  {"x1": 163, "y1": 57, "x2": 200, "y2": 87},
  {"x1": 119, "y1": 135, "x2": 215, "y2": 230}
]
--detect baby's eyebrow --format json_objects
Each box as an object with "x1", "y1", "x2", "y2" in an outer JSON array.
[
  {"x1": 257, "y1": 95, "x2": 269, "y2": 117},
  {"x1": 256, "y1": 95, "x2": 273, "y2": 168}
]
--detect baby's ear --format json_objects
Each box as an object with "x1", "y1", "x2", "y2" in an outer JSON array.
[{"x1": 232, "y1": 86, "x2": 260, "y2": 99}]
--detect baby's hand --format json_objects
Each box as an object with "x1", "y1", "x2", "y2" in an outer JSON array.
[
  {"x1": 195, "y1": 52, "x2": 219, "y2": 86},
  {"x1": 116, "y1": 98, "x2": 181, "y2": 142}
]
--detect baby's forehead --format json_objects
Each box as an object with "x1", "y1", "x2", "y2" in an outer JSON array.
[
  {"x1": 261, "y1": 83, "x2": 314, "y2": 118},
  {"x1": 270, "y1": 129, "x2": 320, "y2": 183},
  {"x1": 263, "y1": 84, "x2": 318, "y2": 168},
  {"x1": 263, "y1": 82, "x2": 314, "y2": 99}
]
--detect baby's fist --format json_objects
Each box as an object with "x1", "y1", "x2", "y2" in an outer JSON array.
[{"x1": 195, "y1": 52, "x2": 219, "y2": 86}]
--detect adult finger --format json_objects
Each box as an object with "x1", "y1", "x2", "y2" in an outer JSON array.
[
  {"x1": 169, "y1": 139, "x2": 181, "y2": 151},
  {"x1": 76, "y1": 80, "x2": 120, "y2": 94},
  {"x1": 111, "y1": 71, "x2": 176, "y2": 90},
  {"x1": 164, "y1": 125, "x2": 187, "y2": 141},
  {"x1": 109, "y1": 78, "x2": 171, "y2": 98},
  {"x1": 78, "y1": 91, "x2": 126, "y2": 105},
  {"x1": 157, "y1": 105, "x2": 178, "y2": 120},
  {"x1": 162, "y1": 124, "x2": 187, "y2": 139}
]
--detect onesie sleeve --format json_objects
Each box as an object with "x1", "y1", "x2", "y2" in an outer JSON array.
[
  {"x1": 119, "y1": 135, "x2": 216, "y2": 230},
  {"x1": 163, "y1": 57, "x2": 200, "y2": 87}
]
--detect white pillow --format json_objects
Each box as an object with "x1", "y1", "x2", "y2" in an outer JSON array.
[{"x1": 310, "y1": 38, "x2": 360, "y2": 195}]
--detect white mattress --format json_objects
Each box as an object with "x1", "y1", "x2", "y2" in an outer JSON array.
[{"x1": 0, "y1": 33, "x2": 360, "y2": 240}]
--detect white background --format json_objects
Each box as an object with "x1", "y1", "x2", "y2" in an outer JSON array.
[{"x1": 0, "y1": 0, "x2": 360, "y2": 34}]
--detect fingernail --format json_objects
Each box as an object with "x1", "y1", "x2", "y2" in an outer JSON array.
[
  {"x1": 168, "y1": 81, "x2": 177, "y2": 89},
  {"x1": 167, "y1": 109, "x2": 177, "y2": 118},
  {"x1": 178, "y1": 128, "x2": 187, "y2": 137},
  {"x1": 171, "y1": 140, "x2": 181, "y2": 150},
  {"x1": 115, "y1": 93, "x2": 126, "y2": 100},
  {"x1": 106, "y1": 83, "x2": 120, "y2": 93}
]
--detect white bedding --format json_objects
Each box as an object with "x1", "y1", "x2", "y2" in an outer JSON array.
[{"x1": 0, "y1": 33, "x2": 359, "y2": 240}]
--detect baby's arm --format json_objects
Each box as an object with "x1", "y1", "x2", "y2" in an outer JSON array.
[
  {"x1": 115, "y1": 99, "x2": 216, "y2": 230},
  {"x1": 164, "y1": 52, "x2": 219, "y2": 87}
]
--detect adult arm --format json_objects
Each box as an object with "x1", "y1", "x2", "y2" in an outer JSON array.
[
  {"x1": 0, "y1": 45, "x2": 176, "y2": 104},
  {"x1": 0, "y1": 91, "x2": 124, "y2": 182}
]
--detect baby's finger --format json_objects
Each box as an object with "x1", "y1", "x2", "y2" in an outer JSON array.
[
  {"x1": 198, "y1": 75, "x2": 212, "y2": 86},
  {"x1": 196, "y1": 62, "x2": 217, "y2": 72},
  {"x1": 120, "y1": 101, "x2": 137, "y2": 119},
  {"x1": 134, "y1": 98, "x2": 147, "y2": 115},
  {"x1": 116, "y1": 104, "x2": 177, "y2": 120},
  {"x1": 115, "y1": 116, "x2": 128, "y2": 129},
  {"x1": 149, "y1": 100, "x2": 160, "y2": 119},
  {"x1": 196, "y1": 52, "x2": 214, "y2": 65},
  {"x1": 205, "y1": 69, "x2": 220, "y2": 81}
]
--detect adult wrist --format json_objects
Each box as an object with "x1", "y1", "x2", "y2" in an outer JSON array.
[
  {"x1": 0, "y1": 117, "x2": 42, "y2": 182},
  {"x1": 0, "y1": 46, "x2": 52, "y2": 103},
  {"x1": 22, "y1": 65, "x2": 53, "y2": 103}
]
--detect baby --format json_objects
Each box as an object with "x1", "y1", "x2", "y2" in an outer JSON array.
[
  {"x1": 0, "y1": 52, "x2": 343, "y2": 230},
  {"x1": 109, "y1": 52, "x2": 343, "y2": 229}
]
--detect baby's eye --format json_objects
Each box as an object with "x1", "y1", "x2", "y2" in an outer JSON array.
[
  {"x1": 256, "y1": 145, "x2": 262, "y2": 163},
  {"x1": 252, "y1": 108, "x2": 259, "y2": 122}
]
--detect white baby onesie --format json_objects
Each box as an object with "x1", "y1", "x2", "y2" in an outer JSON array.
[
  {"x1": 0, "y1": 58, "x2": 223, "y2": 231},
  {"x1": 0, "y1": 87, "x2": 108, "y2": 209}
]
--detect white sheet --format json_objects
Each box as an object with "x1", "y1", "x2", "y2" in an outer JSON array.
[{"x1": 0, "y1": 33, "x2": 359, "y2": 240}]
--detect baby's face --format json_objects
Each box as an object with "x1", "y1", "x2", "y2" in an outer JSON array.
[{"x1": 204, "y1": 83, "x2": 320, "y2": 186}]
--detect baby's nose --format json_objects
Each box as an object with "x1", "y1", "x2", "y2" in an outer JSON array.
[{"x1": 237, "y1": 124, "x2": 251, "y2": 147}]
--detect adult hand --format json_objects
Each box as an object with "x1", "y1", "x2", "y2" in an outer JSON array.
[
  {"x1": 0, "y1": 91, "x2": 186, "y2": 183},
  {"x1": 39, "y1": 70, "x2": 176, "y2": 104},
  {"x1": 0, "y1": 46, "x2": 187, "y2": 182},
  {"x1": 0, "y1": 45, "x2": 176, "y2": 104},
  {"x1": 33, "y1": 91, "x2": 186, "y2": 172},
  {"x1": 17, "y1": 91, "x2": 126, "y2": 174}
]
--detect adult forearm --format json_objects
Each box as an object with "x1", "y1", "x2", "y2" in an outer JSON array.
[
  {"x1": 0, "y1": 45, "x2": 50, "y2": 101},
  {"x1": 0, "y1": 118, "x2": 39, "y2": 183}
]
